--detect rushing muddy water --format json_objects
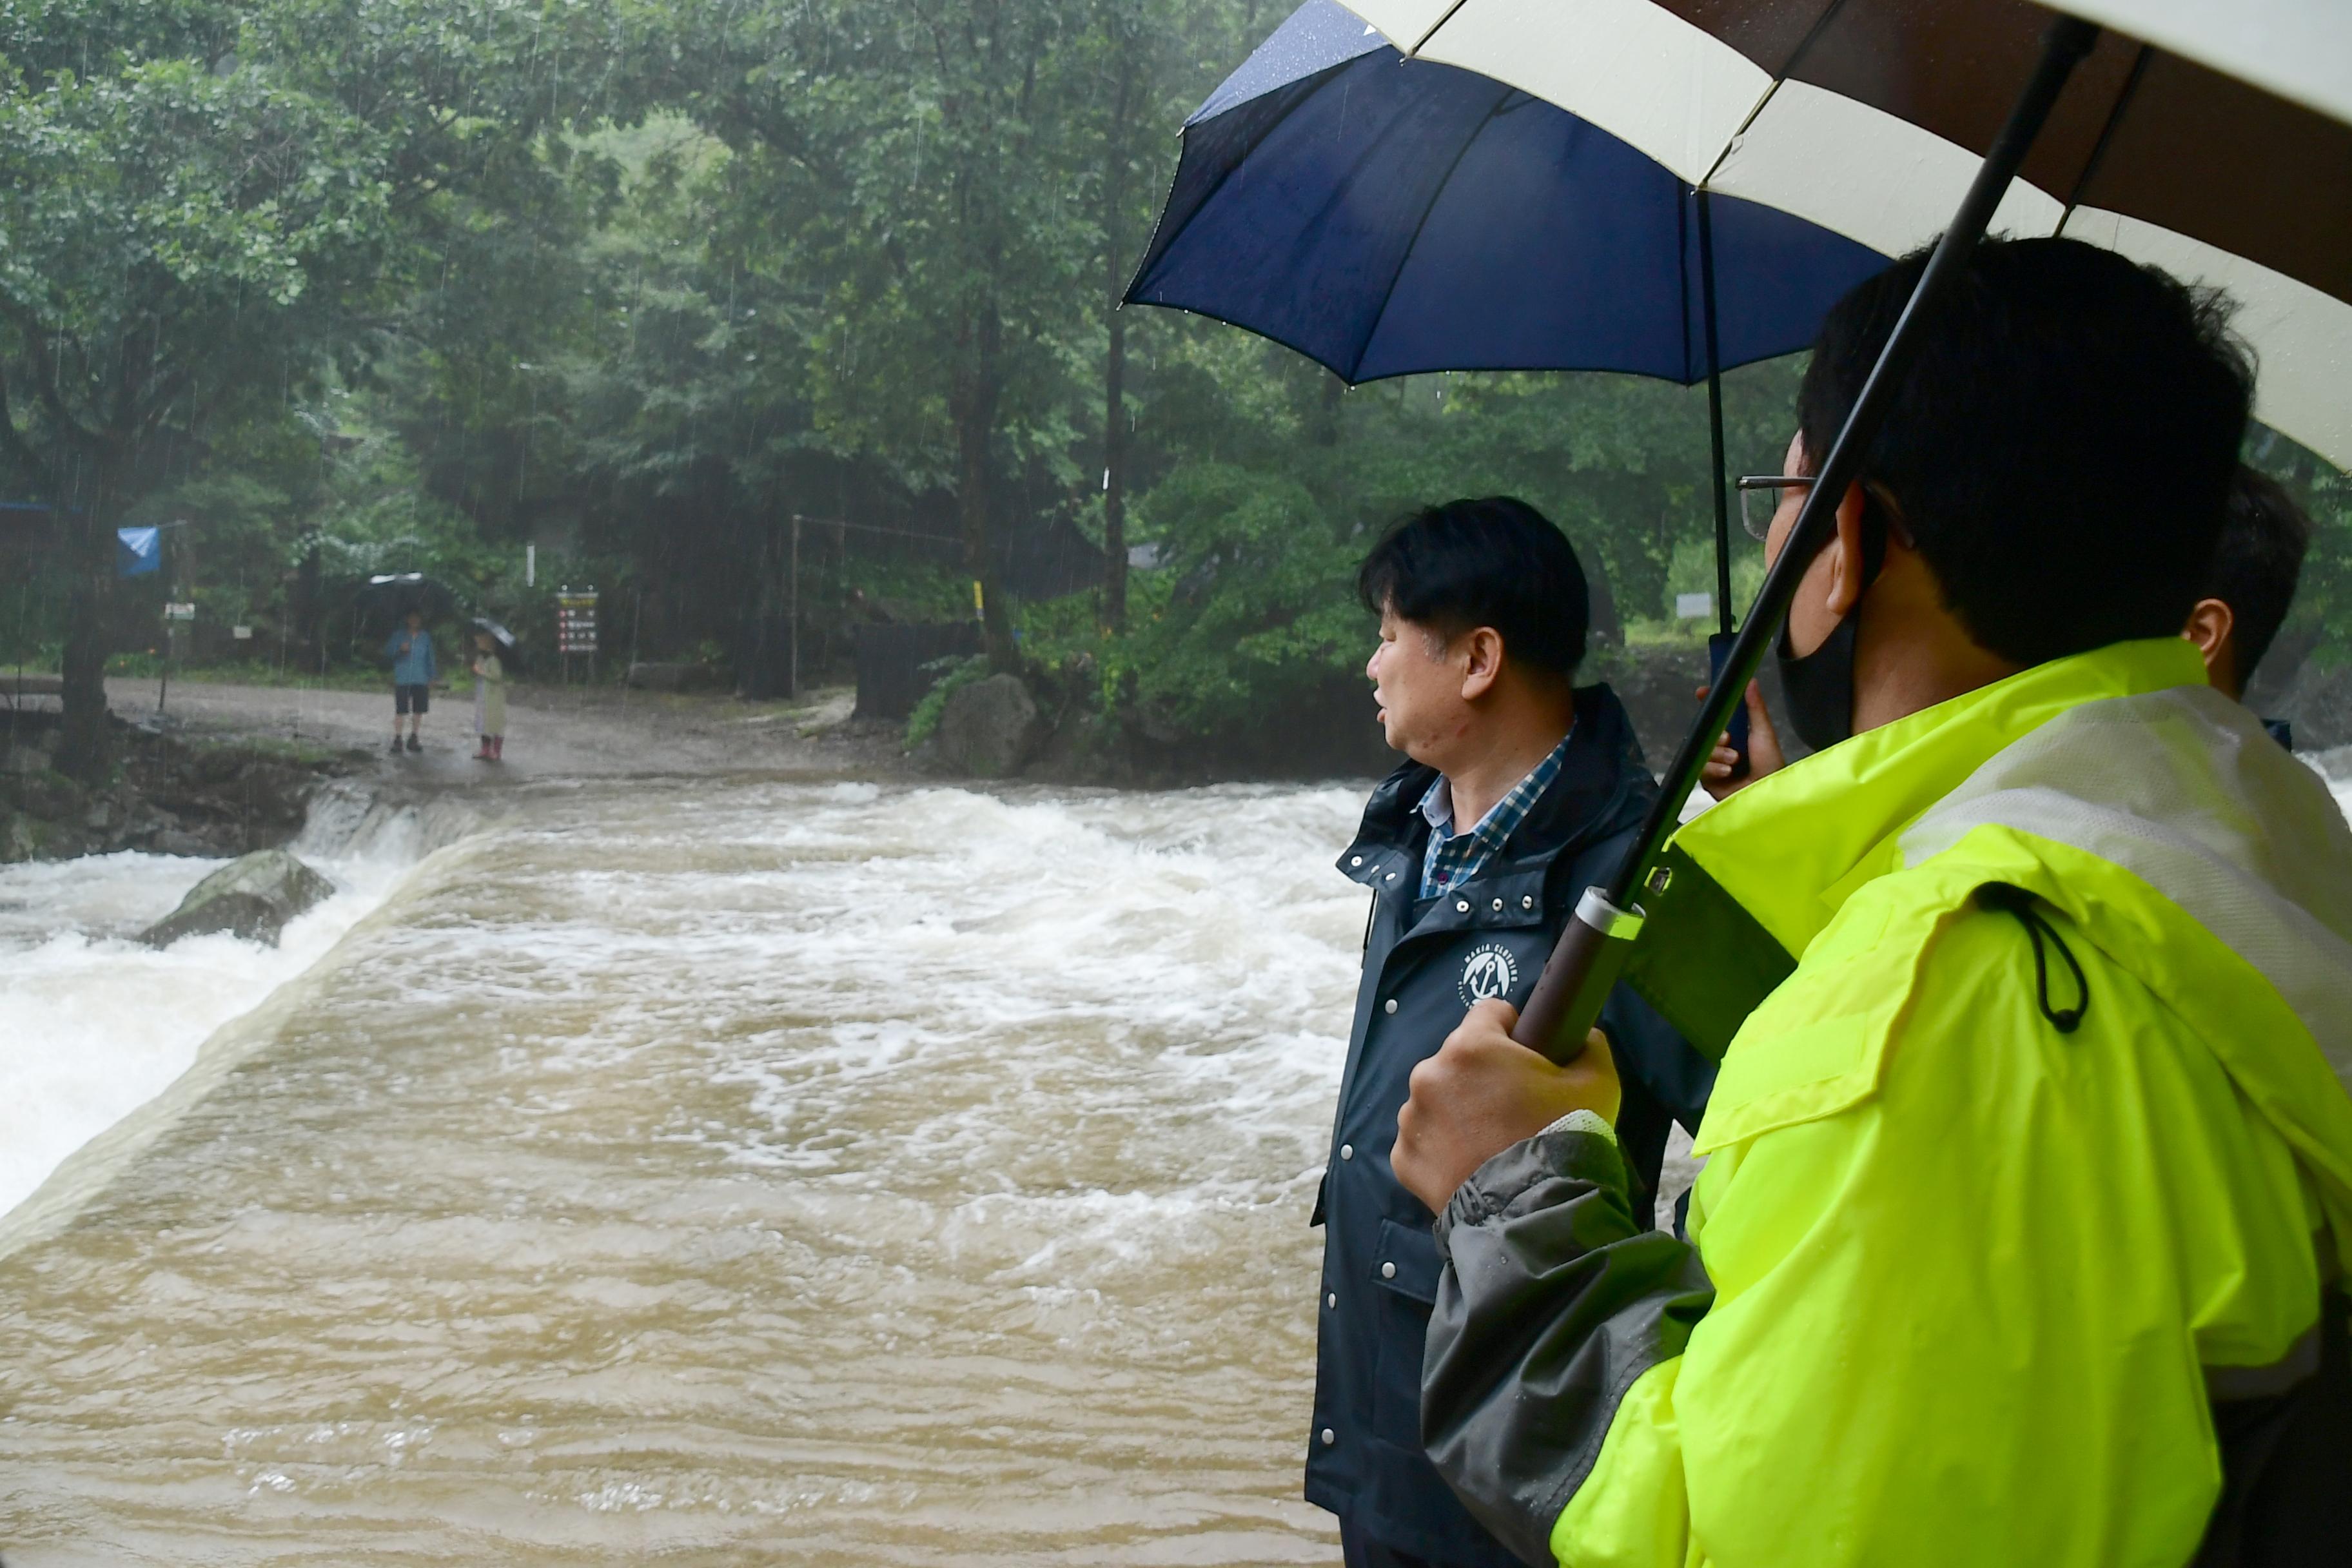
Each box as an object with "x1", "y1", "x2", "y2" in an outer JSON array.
[
  {"x1": 8, "y1": 763, "x2": 2348, "y2": 1565},
  {"x1": 0, "y1": 778, "x2": 1366, "y2": 1563}
]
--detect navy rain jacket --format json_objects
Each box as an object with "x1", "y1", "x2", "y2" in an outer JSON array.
[{"x1": 1305, "y1": 683, "x2": 1713, "y2": 1565}]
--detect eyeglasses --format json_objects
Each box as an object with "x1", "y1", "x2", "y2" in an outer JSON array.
[{"x1": 1737, "y1": 475, "x2": 1812, "y2": 540}]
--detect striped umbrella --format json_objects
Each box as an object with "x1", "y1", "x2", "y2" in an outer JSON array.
[{"x1": 1338, "y1": 0, "x2": 2352, "y2": 471}]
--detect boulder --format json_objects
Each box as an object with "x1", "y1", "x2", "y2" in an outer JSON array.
[
  {"x1": 139, "y1": 848, "x2": 335, "y2": 948},
  {"x1": 936, "y1": 673, "x2": 1042, "y2": 778}
]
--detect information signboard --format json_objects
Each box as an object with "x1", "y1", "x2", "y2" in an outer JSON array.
[{"x1": 556, "y1": 589, "x2": 599, "y2": 655}]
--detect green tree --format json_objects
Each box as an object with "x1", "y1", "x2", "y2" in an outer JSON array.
[
  {"x1": 0, "y1": 0, "x2": 621, "y2": 778},
  {"x1": 680, "y1": 0, "x2": 1104, "y2": 670}
]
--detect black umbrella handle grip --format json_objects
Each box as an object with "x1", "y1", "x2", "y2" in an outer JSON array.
[{"x1": 1511, "y1": 888, "x2": 1643, "y2": 1064}]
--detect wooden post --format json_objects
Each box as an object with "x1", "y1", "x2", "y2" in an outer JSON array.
[{"x1": 789, "y1": 513, "x2": 801, "y2": 700}]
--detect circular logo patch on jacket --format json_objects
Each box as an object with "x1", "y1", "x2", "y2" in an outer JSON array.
[{"x1": 1458, "y1": 943, "x2": 1520, "y2": 1008}]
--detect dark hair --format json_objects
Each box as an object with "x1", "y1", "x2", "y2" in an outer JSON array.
[
  {"x1": 1798, "y1": 237, "x2": 2254, "y2": 667},
  {"x1": 2207, "y1": 466, "x2": 2313, "y2": 681},
  {"x1": 1356, "y1": 496, "x2": 1589, "y2": 678}
]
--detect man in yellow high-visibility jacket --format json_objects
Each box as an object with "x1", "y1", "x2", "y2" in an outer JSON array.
[{"x1": 1389, "y1": 237, "x2": 2352, "y2": 1567}]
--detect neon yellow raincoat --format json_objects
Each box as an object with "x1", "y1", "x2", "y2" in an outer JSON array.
[{"x1": 1421, "y1": 638, "x2": 2352, "y2": 1567}]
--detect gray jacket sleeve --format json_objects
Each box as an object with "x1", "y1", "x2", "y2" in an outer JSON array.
[{"x1": 1423, "y1": 1126, "x2": 1716, "y2": 1565}]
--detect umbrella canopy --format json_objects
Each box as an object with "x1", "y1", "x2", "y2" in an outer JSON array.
[
  {"x1": 355, "y1": 572, "x2": 460, "y2": 627},
  {"x1": 469, "y1": 616, "x2": 527, "y2": 675},
  {"x1": 1339, "y1": 0, "x2": 2352, "y2": 470},
  {"x1": 1126, "y1": 0, "x2": 1889, "y2": 387}
]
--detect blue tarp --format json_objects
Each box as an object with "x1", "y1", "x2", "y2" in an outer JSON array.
[
  {"x1": 1126, "y1": 0, "x2": 1890, "y2": 386},
  {"x1": 116, "y1": 526, "x2": 161, "y2": 578}
]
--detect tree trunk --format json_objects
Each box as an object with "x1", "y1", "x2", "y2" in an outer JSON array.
[
  {"x1": 1316, "y1": 370, "x2": 1346, "y2": 446},
  {"x1": 55, "y1": 465, "x2": 125, "y2": 783},
  {"x1": 952, "y1": 306, "x2": 1016, "y2": 672},
  {"x1": 1102, "y1": 299, "x2": 1128, "y2": 632},
  {"x1": 1100, "y1": 37, "x2": 1135, "y2": 632}
]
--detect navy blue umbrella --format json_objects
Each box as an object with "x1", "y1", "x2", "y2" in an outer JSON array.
[{"x1": 1124, "y1": 0, "x2": 1891, "y2": 634}]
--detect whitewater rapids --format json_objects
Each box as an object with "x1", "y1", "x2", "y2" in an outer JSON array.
[
  {"x1": 0, "y1": 778, "x2": 1366, "y2": 1563},
  {"x1": 4, "y1": 763, "x2": 2347, "y2": 1563}
]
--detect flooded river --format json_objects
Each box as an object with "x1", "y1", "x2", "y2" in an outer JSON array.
[
  {"x1": 10, "y1": 761, "x2": 2349, "y2": 1564},
  {"x1": 0, "y1": 779, "x2": 1364, "y2": 1564}
]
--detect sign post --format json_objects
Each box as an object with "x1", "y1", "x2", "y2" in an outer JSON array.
[
  {"x1": 161, "y1": 601, "x2": 195, "y2": 713},
  {"x1": 556, "y1": 587, "x2": 600, "y2": 686}
]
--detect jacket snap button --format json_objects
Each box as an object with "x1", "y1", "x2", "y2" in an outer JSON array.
[
  {"x1": 1350, "y1": 856, "x2": 1362, "y2": 867},
  {"x1": 1491, "y1": 897, "x2": 1503, "y2": 911},
  {"x1": 1381, "y1": 1261, "x2": 1396, "y2": 1279},
  {"x1": 1326, "y1": 1291, "x2": 1337, "y2": 1309},
  {"x1": 1340, "y1": 1143, "x2": 1354, "y2": 1161},
  {"x1": 1386, "y1": 872, "x2": 1397, "y2": 883},
  {"x1": 1522, "y1": 895, "x2": 1534, "y2": 910},
  {"x1": 1321, "y1": 1427, "x2": 1337, "y2": 1446},
  {"x1": 1455, "y1": 899, "x2": 1470, "y2": 913},
  {"x1": 1384, "y1": 998, "x2": 1398, "y2": 1014}
]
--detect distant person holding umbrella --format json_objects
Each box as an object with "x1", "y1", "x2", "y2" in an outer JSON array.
[
  {"x1": 382, "y1": 609, "x2": 436, "y2": 754},
  {"x1": 470, "y1": 627, "x2": 508, "y2": 763}
]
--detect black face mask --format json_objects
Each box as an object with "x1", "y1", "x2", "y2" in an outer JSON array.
[
  {"x1": 1775, "y1": 609, "x2": 1862, "y2": 752},
  {"x1": 1772, "y1": 507, "x2": 1888, "y2": 753}
]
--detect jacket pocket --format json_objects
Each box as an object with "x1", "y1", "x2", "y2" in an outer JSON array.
[
  {"x1": 1370, "y1": 1218, "x2": 1441, "y2": 1450},
  {"x1": 1374, "y1": 1215, "x2": 1442, "y2": 1304}
]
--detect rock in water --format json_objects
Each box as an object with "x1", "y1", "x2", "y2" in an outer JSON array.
[
  {"x1": 937, "y1": 674, "x2": 1041, "y2": 778},
  {"x1": 139, "y1": 849, "x2": 335, "y2": 948}
]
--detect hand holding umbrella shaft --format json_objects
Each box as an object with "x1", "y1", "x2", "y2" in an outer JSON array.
[{"x1": 1395, "y1": 1001, "x2": 1621, "y2": 1213}]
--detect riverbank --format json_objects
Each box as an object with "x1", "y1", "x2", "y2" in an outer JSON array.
[{"x1": 0, "y1": 678, "x2": 916, "y2": 865}]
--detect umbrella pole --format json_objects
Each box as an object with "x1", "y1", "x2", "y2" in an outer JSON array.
[
  {"x1": 1512, "y1": 13, "x2": 2103, "y2": 1063},
  {"x1": 1696, "y1": 189, "x2": 1734, "y2": 638}
]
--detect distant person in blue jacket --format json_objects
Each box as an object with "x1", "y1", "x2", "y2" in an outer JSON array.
[{"x1": 383, "y1": 610, "x2": 437, "y2": 754}]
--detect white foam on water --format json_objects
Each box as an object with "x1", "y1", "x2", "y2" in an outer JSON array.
[{"x1": 0, "y1": 821, "x2": 428, "y2": 1221}]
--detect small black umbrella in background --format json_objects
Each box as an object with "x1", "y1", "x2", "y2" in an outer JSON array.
[
  {"x1": 354, "y1": 572, "x2": 460, "y2": 631},
  {"x1": 469, "y1": 616, "x2": 527, "y2": 676}
]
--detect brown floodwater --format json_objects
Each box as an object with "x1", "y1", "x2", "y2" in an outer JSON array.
[{"x1": 0, "y1": 776, "x2": 1369, "y2": 1565}]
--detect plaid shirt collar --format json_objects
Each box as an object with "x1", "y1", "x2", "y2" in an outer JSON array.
[{"x1": 1418, "y1": 723, "x2": 1574, "y2": 901}]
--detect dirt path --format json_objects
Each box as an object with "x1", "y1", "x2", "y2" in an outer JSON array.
[{"x1": 106, "y1": 676, "x2": 906, "y2": 790}]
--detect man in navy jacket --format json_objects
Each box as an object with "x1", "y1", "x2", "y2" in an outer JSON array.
[{"x1": 1308, "y1": 498, "x2": 1710, "y2": 1567}]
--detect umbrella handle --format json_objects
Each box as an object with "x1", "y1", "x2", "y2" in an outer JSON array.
[{"x1": 1512, "y1": 888, "x2": 1643, "y2": 1063}]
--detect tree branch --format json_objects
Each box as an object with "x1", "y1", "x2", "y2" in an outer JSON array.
[
  {"x1": 0, "y1": 296, "x2": 104, "y2": 450},
  {"x1": 0, "y1": 360, "x2": 55, "y2": 489}
]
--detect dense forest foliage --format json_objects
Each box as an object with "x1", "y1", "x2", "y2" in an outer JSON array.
[{"x1": 4, "y1": 0, "x2": 2346, "y2": 779}]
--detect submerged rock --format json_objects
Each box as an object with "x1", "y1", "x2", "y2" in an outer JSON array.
[
  {"x1": 139, "y1": 848, "x2": 335, "y2": 948},
  {"x1": 936, "y1": 674, "x2": 1041, "y2": 778}
]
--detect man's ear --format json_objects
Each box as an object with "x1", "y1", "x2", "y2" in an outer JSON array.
[
  {"x1": 2182, "y1": 597, "x2": 2235, "y2": 685},
  {"x1": 1821, "y1": 482, "x2": 1871, "y2": 618},
  {"x1": 1458, "y1": 627, "x2": 1505, "y2": 701}
]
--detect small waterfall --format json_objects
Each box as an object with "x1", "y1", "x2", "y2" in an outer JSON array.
[
  {"x1": 0, "y1": 777, "x2": 490, "y2": 1229},
  {"x1": 293, "y1": 776, "x2": 491, "y2": 865}
]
